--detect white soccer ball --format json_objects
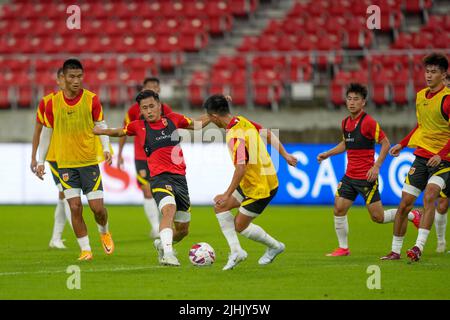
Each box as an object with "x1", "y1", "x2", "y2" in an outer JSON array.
[{"x1": 189, "y1": 242, "x2": 216, "y2": 266}]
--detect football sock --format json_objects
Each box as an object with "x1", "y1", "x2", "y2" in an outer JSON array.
[
  {"x1": 240, "y1": 223, "x2": 280, "y2": 249},
  {"x1": 144, "y1": 198, "x2": 160, "y2": 234},
  {"x1": 97, "y1": 222, "x2": 109, "y2": 234},
  {"x1": 77, "y1": 235, "x2": 91, "y2": 251},
  {"x1": 216, "y1": 211, "x2": 242, "y2": 253},
  {"x1": 415, "y1": 228, "x2": 430, "y2": 252},
  {"x1": 383, "y1": 209, "x2": 397, "y2": 223},
  {"x1": 51, "y1": 200, "x2": 66, "y2": 241},
  {"x1": 63, "y1": 199, "x2": 73, "y2": 228},
  {"x1": 334, "y1": 216, "x2": 348, "y2": 249},
  {"x1": 392, "y1": 236, "x2": 404, "y2": 254},
  {"x1": 160, "y1": 228, "x2": 174, "y2": 255},
  {"x1": 435, "y1": 211, "x2": 447, "y2": 243}
]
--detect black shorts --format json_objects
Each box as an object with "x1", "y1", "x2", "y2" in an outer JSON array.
[
  {"x1": 150, "y1": 173, "x2": 191, "y2": 213},
  {"x1": 336, "y1": 175, "x2": 380, "y2": 205},
  {"x1": 135, "y1": 159, "x2": 150, "y2": 188},
  {"x1": 58, "y1": 164, "x2": 103, "y2": 198},
  {"x1": 403, "y1": 156, "x2": 450, "y2": 197},
  {"x1": 47, "y1": 161, "x2": 62, "y2": 187},
  {"x1": 232, "y1": 186, "x2": 278, "y2": 217}
]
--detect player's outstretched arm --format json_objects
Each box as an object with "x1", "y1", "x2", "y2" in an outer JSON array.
[
  {"x1": 367, "y1": 136, "x2": 390, "y2": 182},
  {"x1": 263, "y1": 129, "x2": 298, "y2": 167},
  {"x1": 185, "y1": 114, "x2": 211, "y2": 130},
  {"x1": 93, "y1": 126, "x2": 126, "y2": 137},
  {"x1": 390, "y1": 124, "x2": 418, "y2": 157},
  {"x1": 317, "y1": 141, "x2": 346, "y2": 163}
]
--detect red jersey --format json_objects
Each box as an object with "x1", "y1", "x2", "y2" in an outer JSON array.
[
  {"x1": 124, "y1": 102, "x2": 173, "y2": 160},
  {"x1": 124, "y1": 112, "x2": 191, "y2": 177},
  {"x1": 400, "y1": 91, "x2": 450, "y2": 160},
  {"x1": 342, "y1": 112, "x2": 386, "y2": 179}
]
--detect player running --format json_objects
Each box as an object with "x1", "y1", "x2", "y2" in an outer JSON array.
[
  {"x1": 31, "y1": 67, "x2": 72, "y2": 249},
  {"x1": 203, "y1": 94, "x2": 298, "y2": 270},
  {"x1": 381, "y1": 53, "x2": 450, "y2": 261},
  {"x1": 93, "y1": 89, "x2": 210, "y2": 266},
  {"x1": 117, "y1": 77, "x2": 172, "y2": 239},
  {"x1": 36, "y1": 59, "x2": 114, "y2": 261},
  {"x1": 317, "y1": 83, "x2": 421, "y2": 257}
]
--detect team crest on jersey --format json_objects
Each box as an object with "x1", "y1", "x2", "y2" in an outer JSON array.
[
  {"x1": 162, "y1": 118, "x2": 168, "y2": 127},
  {"x1": 139, "y1": 169, "x2": 147, "y2": 177},
  {"x1": 409, "y1": 167, "x2": 416, "y2": 175},
  {"x1": 62, "y1": 173, "x2": 69, "y2": 182},
  {"x1": 165, "y1": 185, "x2": 173, "y2": 191}
]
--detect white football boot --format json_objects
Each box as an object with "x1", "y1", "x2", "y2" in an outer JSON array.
[
  {"x1": 49, "y1": 239, "x2": 67, "y2": 249},
  {"x1": 160, "y1": 253, "x2": 180, "y2": 266},
  {"x1": 258, "y1": 242, "x2": 285, "y2": 265},
  {"x1": 436, "y1": 241, "x2": 446, "y2": 253},
  {"x1": 222, "y1": 249, "x2": 248, "y2": 271}
]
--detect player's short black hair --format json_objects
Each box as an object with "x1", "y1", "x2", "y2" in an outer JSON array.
[
  {"x1": 203, "y1": 94, "x2": 230, "y2": 116},
  {"x1": 63, "y1": 59, "x2": 83, "y2": 73},
  {"x1": 423, "y1": 53, "x2": 448, "y2": 72},
  {"x1": 143, "y1": 77, "x2": 160, "y2": 86},
  {"x1": 346, "y1": 83, "x2": 368, "y2": 99},
  {"x1": 136, "y1": 89, "x2": 160, "y2": 104},
  {"x1": 56, "y1": 68, "x2": 64, "y2": 77}
]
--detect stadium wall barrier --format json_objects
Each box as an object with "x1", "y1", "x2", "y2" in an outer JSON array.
[{"x1": 0, "y1": 143, "x2": 422, "y2": 206}]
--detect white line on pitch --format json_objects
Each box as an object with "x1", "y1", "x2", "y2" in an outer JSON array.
[{"x1": 0, "y1": 265, "x2": 165, "y2": 277}]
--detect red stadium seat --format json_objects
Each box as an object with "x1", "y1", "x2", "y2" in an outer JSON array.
[
  {"x1": 289, "y1": 56, "x2": 313, "y2": 82},
  {"x1": 331, "y1": 82, "x2": 346, "y2": 107},
  {"x1": 134, "y1": 34, "x2": 158, "y2": 53},
  {"x1": 180, "y1": 32, "x2": 209, "y2": 52},
  {"x1": 287, "y1": 2, "x2": 307, "y2": 19},
  {"x1": 184, "y1": 1, "x2": 207, "y2": 18},
  {"x1": 263, "y1": 20, "x2": 284, "y2": 37},
  {"x1": 230, "y1": 84, "x2": 247, "y2": 106},
  {"x1": 372, "y1": 70, "x2": 392, "y2": 106},
  {"x1": 154, "y1": 18, "x2": 181, "y2": 35},
  {"x1": 237, "y1": 36, "x2": 258, "y2": 52},
  {"x1": 230, "y1": 0, "x2": 258, "y2": 17},
  {"x1": 252, "y1": 56, "x2": 286, "y2": 72},
  {"x1": 206, "y1": 1, "x2": 231, "y2": 17},
  {"x1": 208, "y1": 14, "x2": 233, "y2": 36},
  {"x1": 392, "y1": 69, "x2": 410, "y2": 106},
  {"x1": 188, "y1": 71, "x2": 209, "y2": 106},
  {"x1": 106, "y1": 85, "x2": 122, "y2": 108},
  {"x1": 114, "y1": 2, "x2": 139, "y2": 19},
  {"x1": 0, "y1": 86, "x2": 10, "y2": 109},
  {"x1": 180, "y1": 18, "x2": 209, "y2": 35},
  {"x1": 17, "y1": 85, "x2": 33, "y2": 108},
  {"x1": 252, "y1": 83, "x2": 283, "y2": 107},
  {"x1": 403, "y1": 0, "x2": 432, "y2": 13},
  {"x1": 295, "y1": 34, "x2": 318, "y2": 51},
  {"x1": 421, "y1": 15, "x2": 446, "y2": 33}
]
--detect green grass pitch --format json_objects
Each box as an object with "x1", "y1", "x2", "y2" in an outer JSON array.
[{"x1": 0, "y1": 205, "x2": 449, "y2": 300}]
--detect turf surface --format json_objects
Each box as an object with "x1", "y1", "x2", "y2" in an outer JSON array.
[{"x1": 0, "y1": 205, "x2": 449, "y2": 300}]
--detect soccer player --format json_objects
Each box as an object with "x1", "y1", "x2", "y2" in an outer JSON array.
[
  {"x1": 31, "y1": 68, "x2": 72, "y2": 249},
  {"x1": 317, "y1": 83, "x2": 421, "y2": 257},
  {"x1": 93, "y1": 89, "x2": 210, "y2": 266},
  {"x1": 381, "y1": 53, "x2": 450, "y2": 261},
  {"x1": 117, "y1": 77, "x2": 172, "y2": 239},
  {"x1": 36, "y1": 59, "x2": 114, "y2": 261},
  {"x1": 203, "y1": 94, "x2": 298, "y2": 270}
]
